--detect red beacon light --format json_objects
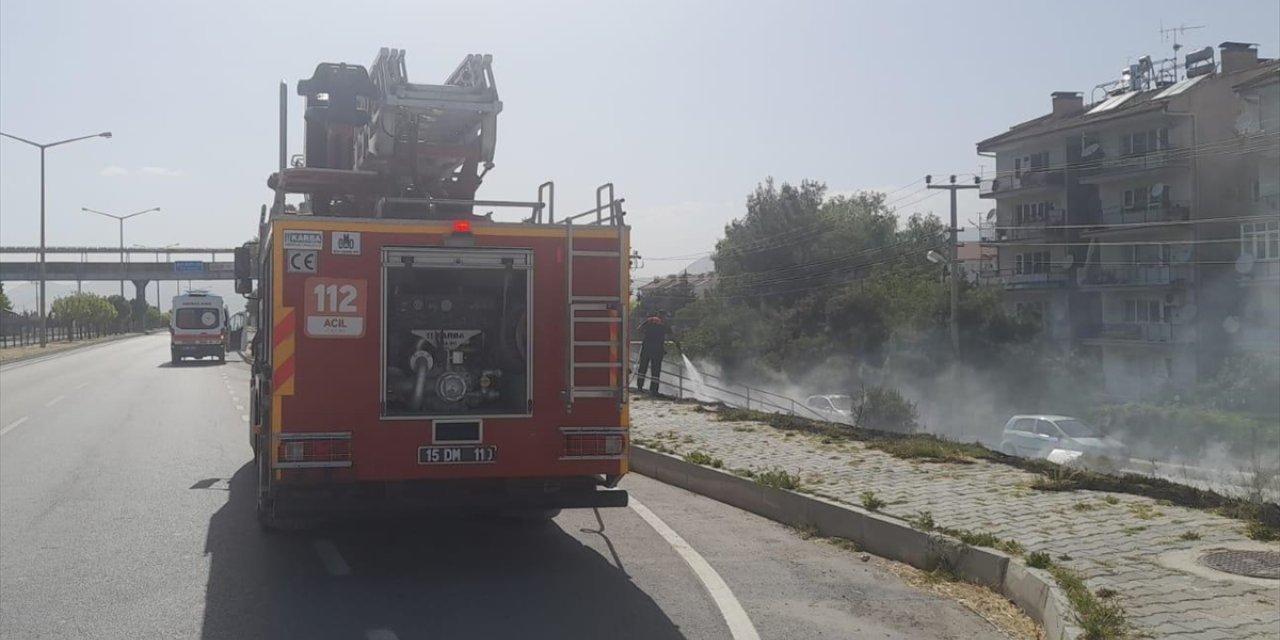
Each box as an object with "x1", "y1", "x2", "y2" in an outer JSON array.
[{"x1": 452, "y1": 219, "x2": 473, "y2": 234}]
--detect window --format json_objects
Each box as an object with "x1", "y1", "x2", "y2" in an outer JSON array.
[
  {"x1": 1012, "y1": 418, "x2": 1036, "y2": 433},
  {"x1": 1015, "y1": 201, "x2": 1056, "y2": 224},
  {"x1": 1054, "y1": 419, "x2": 1099, "y2": 438},
  {"x1": 1122, "y1": 298, "x2": 1167, "y2": 324},
  {"x1": 1014, "y1": 152, "x2": 1050, "y2": 177},
  {"x1": 1035, "y1": 420, "x2": 1059, "y2": 437},
  {"x1": 808, "y1": 397, "x2": 833, "y2": 410},
  {"x1": 1121, "y1": 128, "x2": 1169, "y2": 156},
  {"x1": 175, "y1": 308, "x2": 221, "y2": 330},
  {"x1": 1241, "y1": 221, "x2": 1280, "y2": 260},
  {"x1": 1122, "y1": 185, "x2": 1169, "y2": 210},
  {"x1": 1014, "y1": 251, "x2": 1051, "y2": 275}
]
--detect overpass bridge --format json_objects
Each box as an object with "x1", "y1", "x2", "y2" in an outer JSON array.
[{"x1": 0, "y1": 246, "x2": 255, "y2": 305}]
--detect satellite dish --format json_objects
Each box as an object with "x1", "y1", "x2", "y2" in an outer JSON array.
[
  {"x1": 1082, "y1": 143, "x2": 1101, "y2": 158},
  {"x1": 1060, "y1": 253, "x2": 1077, "y2": 268},
  {"x1": 1223, "y1": 316, "x2": 1241, "y2": 334},
  {"x1": 1151, "y1": 183, "x2": 1166, "y2": 198},
  {"x1": 1236, "y1": 252, "x2": 1256, "y2": 275},
  {"x1": 986, "y1": 208, "x2": 997, "y2": 221}
]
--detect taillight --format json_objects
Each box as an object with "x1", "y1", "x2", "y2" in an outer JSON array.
[
  {"x1": 277, "y1": 437, "x2": 352, "y2": 465},
  {"x1": 563, "y1": 433, "x2": 626, "y2": 458}
]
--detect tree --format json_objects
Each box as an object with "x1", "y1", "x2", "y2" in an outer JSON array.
[
  {"x1": 145, "y1": 306, "x2": 169, "y2": 330},
  {"x1": 106, "y1": 295, "x2": 132, "y2": 328},
  {"x1": 680, "y1": 178, "x2": 1044, "y2": 389},
  {"x1": 0, "y1": 283, "x2": 11, "y2": 313},
  {"x1": 49, "y1": 293, "x2": 117, "y2": 327}
]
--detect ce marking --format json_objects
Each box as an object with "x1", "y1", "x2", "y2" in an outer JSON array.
[{"x1": 287, "y1": 249, "x2": 318, "y2": 273}]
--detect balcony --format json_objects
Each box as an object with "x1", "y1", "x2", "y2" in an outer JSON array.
[
  {"x1": 1095, "y1": 201, "x2": 1191, "y2": 227},
  {"x1": 1078, "y1": 264, "x2": 1192, "y2": 288},
  {"x1": 979, "y1": 169, "x2": 1064, "y2": 199},
  {"x1": 1080, "y1": 149, "x2": 1188, "y2": 184},
  {"x1": 987, "y1": 271, "x2": 1070, "y2": 290},
  {"x1": 1083, "y1": 323, "x2": 1194, "y2": 345},
  {"x1": 1238, "y1": 258, "x2": 1280, "y2": 285}
]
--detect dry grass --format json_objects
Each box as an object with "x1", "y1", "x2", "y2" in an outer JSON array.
[
  {"x1": 0, "y1": 334, "x2": 133, "y2": 363},
  {"x1": 883, "y1": 559, "x2": 1045, "y2": 640}
]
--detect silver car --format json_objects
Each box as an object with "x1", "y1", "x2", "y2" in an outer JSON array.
[
  {"x1": 805, "y1": 395, "x2": 854, "y2": 423},
  {"x1": 999, "y1": 415, "x2": 1128, "y2": 462}
]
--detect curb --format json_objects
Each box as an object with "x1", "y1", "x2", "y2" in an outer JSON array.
[{"x1": 630, "y1": 446, "x2": 1083, "y2": 640}]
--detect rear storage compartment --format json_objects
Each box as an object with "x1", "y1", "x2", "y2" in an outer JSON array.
[{"x1": 382, "y1": 247, "x2": 532, "y2": 418}]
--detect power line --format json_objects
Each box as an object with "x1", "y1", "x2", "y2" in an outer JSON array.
[
  {"x1": 980, "y1": 236, "x2": 1268, "y2": 247},
  {"x1": 983, "y1": 213, "x2": 1280, "y2": 233},
  {"x1": 970, "y1": 131, "x2": 1278, "y2": 181}
]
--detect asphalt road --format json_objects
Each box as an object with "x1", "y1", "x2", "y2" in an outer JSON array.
[{"x1": 1, "y1": 335, "x2": 999, "y2": 640}]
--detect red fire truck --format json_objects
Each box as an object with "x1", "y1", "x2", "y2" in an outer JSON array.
[{"x1": 235, "y1": 49, "x2": 630, "y2": 528}]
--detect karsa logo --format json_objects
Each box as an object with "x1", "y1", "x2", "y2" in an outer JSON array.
[
  {"x1": 332, "y1": 231, "x2": 361, "y2": 255},
  {"x1": 283, "y1": 231, "x2": 323, "y2": 250}
]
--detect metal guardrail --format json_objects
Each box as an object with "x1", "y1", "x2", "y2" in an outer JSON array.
[{"x1": 627, "y1": 342, "x2": 829, "y2": 422}]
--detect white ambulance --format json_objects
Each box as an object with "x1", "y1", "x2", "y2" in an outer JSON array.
[{"x1": 170, "y1": 291, "x2": 228, "y2": 364}]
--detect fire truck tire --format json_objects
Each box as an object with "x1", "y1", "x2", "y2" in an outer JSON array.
[
  {"x1": 255, "y1": 435, "x2": 316, "y2": 533},
  {"x1": 171, "y1": 352, "x2": 180, "y2": 365}
]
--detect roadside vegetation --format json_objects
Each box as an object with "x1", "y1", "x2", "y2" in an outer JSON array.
[{"x1": 700, "y1": 403, "x2": 1280, "y2": 538}]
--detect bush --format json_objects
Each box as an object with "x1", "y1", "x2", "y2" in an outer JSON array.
[
  {"x1": 853, "y1": 386, "x2": 919, "y2": 434},
  {"x1": 1026, "y1": 551, "x2": 1052, "y2": 569},
  {"x1": 754, "y1": 468, "x2": 802, "y2": 491},
  {"x1": 860, "y1": 491, "x2": 885, "y2": 511}
]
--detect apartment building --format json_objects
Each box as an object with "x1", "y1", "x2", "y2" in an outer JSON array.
[
  {"x1": 1231, "y1": 68, "x2": 1280, "y2": 358},
  {"x1": 977, "y1": 42, "x2": 1279, "y2": 399}
]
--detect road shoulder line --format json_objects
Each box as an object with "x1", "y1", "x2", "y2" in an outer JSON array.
[{"x1": 629, "y1": 497, "x2": 761, "y2": 640}]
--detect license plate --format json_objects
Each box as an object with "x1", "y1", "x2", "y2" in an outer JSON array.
[{"x1": 418, "y1": 445, "x2": 497, "y2": 465}]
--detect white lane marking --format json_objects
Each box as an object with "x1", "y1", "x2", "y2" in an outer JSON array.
[
  {"x1": 629, "y1": 498, "x2": 761, "y2": 640},
  {"x1": 240, "y1": 414, "x2": 250, "y2": 423},
  {"x1": 313, "y1": 539, "x2": 351, "y2": 576},
  {"x1": 45, "y1": 395, "x2": 66, "y2": 407},
  {"x1": 235, "y1": 405, "x2": 245, "y2": 412},
  {"x1": 365, "y1": 631, "x2": 399, "y2": 640},
  {"x1": 72, "y1": 382, "x2": 88, "y2": 391},
  {"x1": 0, "y1": 417, "x2": 30, "y2": 437}
]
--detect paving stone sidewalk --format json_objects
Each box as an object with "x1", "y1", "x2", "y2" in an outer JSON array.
[{"x1": 630, "y1": 397, "x2": 1280, "y2": 639}]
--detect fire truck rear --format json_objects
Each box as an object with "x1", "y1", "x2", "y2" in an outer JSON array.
[{"x1": 235, "y1": 49, "x2": 630, "y2": 528}]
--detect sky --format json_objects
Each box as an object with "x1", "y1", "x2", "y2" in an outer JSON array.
[{"x1": 2, "y1": 0, "x2": 1278, "y2": 310}]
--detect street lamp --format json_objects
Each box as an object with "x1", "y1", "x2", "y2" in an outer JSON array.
[
  {"x1": 82, "y1": 207, "x2": 161, "y2": 299},
  {"x1": 0, "y1": 130, "x2": 112, "y2": 348}
]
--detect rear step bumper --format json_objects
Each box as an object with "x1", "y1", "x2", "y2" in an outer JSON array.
[{"x1": 272, "y1": 478, "x2": 628, "y2": 515}]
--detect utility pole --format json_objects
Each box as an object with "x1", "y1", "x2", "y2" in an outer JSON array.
[{"x1": 926, "y1": 174, "x2": 980, "y2": 357}]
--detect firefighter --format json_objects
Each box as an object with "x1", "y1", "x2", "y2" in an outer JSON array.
[{"x1": 636, "y1": 309, "x2": 680, "y2": 395}]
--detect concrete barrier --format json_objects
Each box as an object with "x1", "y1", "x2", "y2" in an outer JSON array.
[{"x1": 630, "y1": 445, "x2": 1080, "y2": 640}]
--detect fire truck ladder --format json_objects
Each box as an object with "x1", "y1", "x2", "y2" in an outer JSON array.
[{"x1": 564, "y1": 184, "x2": 628, "y2": 411}]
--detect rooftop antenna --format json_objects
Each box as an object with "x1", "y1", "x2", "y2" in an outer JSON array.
[{"x1": 1162, "y1": 21, "x2": 1208, "y2": 59}]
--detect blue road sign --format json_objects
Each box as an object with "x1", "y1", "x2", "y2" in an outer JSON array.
[{"x1": 174, "y1": 261, "x2": 205, "y2": 274}]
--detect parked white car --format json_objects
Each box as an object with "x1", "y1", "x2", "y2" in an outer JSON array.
[
  {"x1": 805, "y1": 394, "x2": 854, "y2": 423},
  {"x1": 998, "y1": 415, "x2": 1129, "y2": 463}
]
